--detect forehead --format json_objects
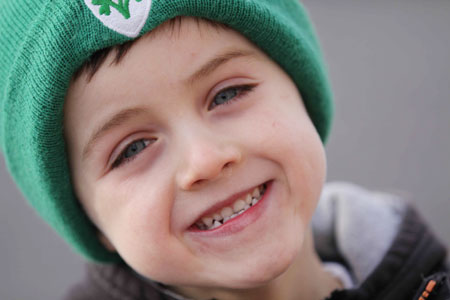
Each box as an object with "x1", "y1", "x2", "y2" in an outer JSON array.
[
  {"x1": 67, "y1": 17, "x2": 261, "y2": 101},
  {"x1": 72, "y1": 18, "x2": 231, "y2": 82}
]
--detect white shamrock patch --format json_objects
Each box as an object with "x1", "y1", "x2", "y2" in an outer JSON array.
[{"x1": 84, "y1": 0, "x2": 152, "y2": 38}]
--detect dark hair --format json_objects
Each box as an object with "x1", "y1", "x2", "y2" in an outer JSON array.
[{"x1": 72, "y1": 17, "x2": 229, "y2": 82}]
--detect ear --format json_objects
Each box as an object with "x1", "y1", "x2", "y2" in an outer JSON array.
[{"x1": 97, "y1": 232, "x2": 117, "y2": 252}]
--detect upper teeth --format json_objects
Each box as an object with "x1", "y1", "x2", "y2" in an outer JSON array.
[{"x1": 196, "y1": 184, "x2": 266, "y2": 230}]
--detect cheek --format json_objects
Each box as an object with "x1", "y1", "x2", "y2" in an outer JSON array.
[
  {"x1": 92, "y1": 176, "x2": 173, "y2": 253},
  {"x1": 251, "y1": 101, "x2": 326, "y2": 216},
  {"x1": 105, "y1": 187, "x2": 176, "y2": 274},
  {"x1": 90, "y1": 174, "x2": 202, "y2": 283}
]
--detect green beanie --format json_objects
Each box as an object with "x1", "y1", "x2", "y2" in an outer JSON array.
[{"x1": 0, "y1": 0, "x2": 333, "y2": 262}]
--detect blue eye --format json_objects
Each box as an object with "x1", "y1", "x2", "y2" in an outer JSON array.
[
  {"x1": 124, "y1": 140, "x2": 148, "y2": 158},
  {"x1": 208, "y1": 85, "x2": 255, "y2": 110},
  {"x1": 112, "y1": 139, "x2": 154, "y2": 169}
]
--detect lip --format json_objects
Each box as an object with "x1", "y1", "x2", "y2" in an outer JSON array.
[{"x1": 187, "y1": 180, "x2": 272, "y2": 237}]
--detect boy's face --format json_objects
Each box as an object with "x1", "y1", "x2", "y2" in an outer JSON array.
[{"x1": 65, "y1": 18, "x2": 326, "y2": 290}]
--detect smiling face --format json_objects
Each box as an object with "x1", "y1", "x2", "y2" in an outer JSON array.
[{"x1": 64, "y1": 18, "x2": 326, "y2": 292}]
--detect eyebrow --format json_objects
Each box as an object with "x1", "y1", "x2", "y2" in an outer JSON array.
[
  {"x1": 82, "y1": 107, "x2": 147, "y2": 161},
  {"x1": 185, "y1": 49, "x2": 256, "y2": 85},
  {"x1": 81, "y1": 49, "x2": 255, "y2": 161}
]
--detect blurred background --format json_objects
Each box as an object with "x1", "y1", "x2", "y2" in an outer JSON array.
[{"x1": 1, "y1": 1, "x2": 449, "y2": 299}]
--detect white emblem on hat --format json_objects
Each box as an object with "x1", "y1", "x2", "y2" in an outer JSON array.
[{"x1": 84, "y1": 0, "x2": 152, "y2": 38}]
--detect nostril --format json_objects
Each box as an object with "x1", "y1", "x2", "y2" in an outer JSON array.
[
  {"x1": 178, "y1": 145, "x2": 241, "y2": 190},
  {"x1": 192, "y1": 178, "x2": 206, "y2": 186},
  {"x1": 189, "y1": 162, "x2": 232, "y2": 187}
]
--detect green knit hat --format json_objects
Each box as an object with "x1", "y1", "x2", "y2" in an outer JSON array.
[{"x1": 0, "y1": 0, "x2": 333, "y2": 262}]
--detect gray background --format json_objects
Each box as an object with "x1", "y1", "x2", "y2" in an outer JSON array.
[{"x1": 1, "y1": 1, "x2": 449, "y2": 299}]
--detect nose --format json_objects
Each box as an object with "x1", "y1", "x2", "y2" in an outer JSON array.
[{"x1": 176, "y1": 128, "x2": 242, "y2": 190}]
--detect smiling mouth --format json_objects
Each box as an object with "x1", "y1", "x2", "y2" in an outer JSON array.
[{"x1": 194, "y1": 183, "x2": 267, "y2": 231}]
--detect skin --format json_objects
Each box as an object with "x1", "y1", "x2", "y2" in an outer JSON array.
[{"x1": 64, "y1": 18, "x2": 340, "y2": 300}]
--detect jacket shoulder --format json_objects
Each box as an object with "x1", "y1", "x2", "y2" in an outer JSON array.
[
  {"x1": 63, "y1": 281, "x2": 107, "y2": 300},
  {"x1": 62, "y1": 263, "x2": 165, "y2": 300}
]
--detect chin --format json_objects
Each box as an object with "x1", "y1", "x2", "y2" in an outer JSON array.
[{"x1": 223, "y1": 237, "x2": 302, "y2": 289}]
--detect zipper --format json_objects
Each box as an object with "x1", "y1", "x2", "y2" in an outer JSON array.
[{"x1": 413, "y1": 272, "x2": 450, "y2": 300}]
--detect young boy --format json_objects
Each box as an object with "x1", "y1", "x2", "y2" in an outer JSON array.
[{"x1": 0, "y1": 1, "x2": 448, "y2": 300}]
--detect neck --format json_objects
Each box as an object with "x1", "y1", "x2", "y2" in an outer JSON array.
[{"x1": 173, "y1": 229, "x2": 342, "y2": 300}]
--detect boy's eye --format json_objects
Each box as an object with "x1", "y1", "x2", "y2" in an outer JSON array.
[
  {"x1": 124, "y1": 140, "x2": 148, "y2": 158},
  {"x1": 112, "y1": 138, "x2": 154, "y2": 169},
  {"x1": 208, "y1": 85, "x2": 255, "y2": 110}
]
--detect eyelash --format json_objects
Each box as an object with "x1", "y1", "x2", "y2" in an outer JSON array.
[
  {"x1": 208, "y1": 84, "x2": 256, "y2": 110},
  {"x1": 110, "y1": 84, "x2": 256, "y2": 169},
  {"x1": 111, "y1": 138, "x2": 155, "y2": 169}
]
